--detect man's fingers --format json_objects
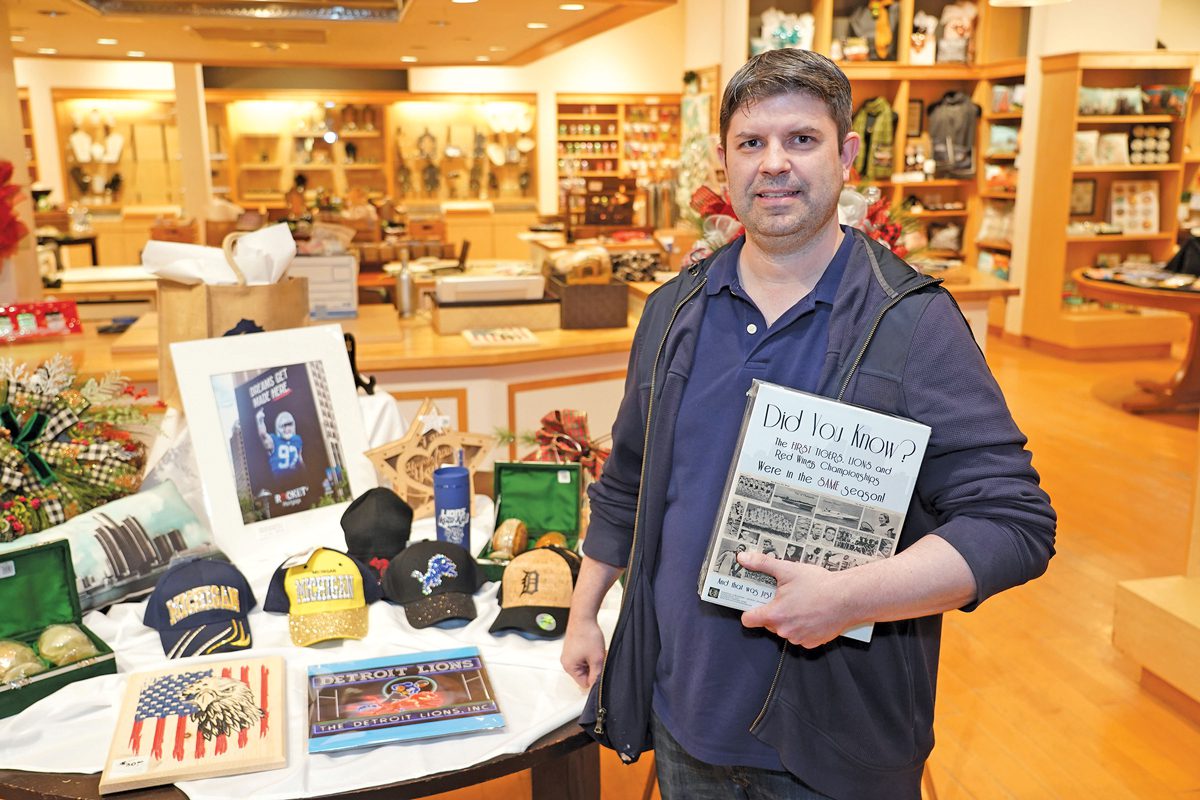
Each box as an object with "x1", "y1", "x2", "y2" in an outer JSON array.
[{"x1": 737, "y1": 551, "x2": 779, "y2": 576}]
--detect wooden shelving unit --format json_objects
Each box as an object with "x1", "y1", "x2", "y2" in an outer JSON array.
[
  {"x1": 555, "y1": 94, "x2": 680, "y2": 183},
  {"x1": 208, "y1": 91, "x2": 538, "y2": 207},
  {"x1": 1017, "y1": 51, "x2": 1196, "y2": 357}
]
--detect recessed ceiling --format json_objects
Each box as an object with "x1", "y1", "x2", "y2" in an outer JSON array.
[{"x1": 6, "y1": 0, "x2": 674, "y2": 67}]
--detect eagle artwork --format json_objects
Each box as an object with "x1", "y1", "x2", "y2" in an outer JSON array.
[
  {"x1": 181, "y1": 674, "x2": 264, "y2": 741},
  {"x1": 100, "y1": 656, "x2": 286, "y2": 793}
]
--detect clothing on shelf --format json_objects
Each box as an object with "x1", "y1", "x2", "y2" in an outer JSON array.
[
  {"x1": 848, "y1": 1, "x2": 899, "y2": 61},
  {"x1": 852, "y1": 97, "x2": 896, "y2": 181},
  {"x1": 927, "y1": 91, "x2": 980, "y2": 178}
]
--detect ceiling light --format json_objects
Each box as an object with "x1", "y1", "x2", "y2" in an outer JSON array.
[
  {"x1": 988, "y1": 0, "x2": 1069, "y2": 5},
  {"x1": 488, "y1": 45, "x2": 505, "y2": 52},
  {"x1": 38, "y1": 9, "x2": 65, "y2": 17},
  {"x1": 527, "y1": 22, "x2": 549, "y2": 29},
  {"x1": 475, "y1": 56, "x2": 490, "y2": 62},
  {"x1": 126, "y1": 50, "x2": 145, "y2": 57},
  {"x1": 451, "y1": 0, "x2": 479, "y2": 3},
  {"x1": 560, "y1": 3, "x2": 585, "y2": 9},
  {"x1": 10, "y1": 35, "x2": 26, "y2": 42},
  {"x1": 97, "y1": 38, "x2": 118, "y2": 45},
  {"x1": 37, "y1": 47, "x2": 57, "y2": 54},
  {"x1": 400, "y1": 55, "x2": 418, "y2": 63}
]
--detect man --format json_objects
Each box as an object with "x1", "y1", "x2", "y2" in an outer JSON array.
[
  {"x1": 560, "y1": 49, "x2": 1055, "y2": 800},
  {"x1": 255, "y1": 408, "x2": 304, "y2": 477}
]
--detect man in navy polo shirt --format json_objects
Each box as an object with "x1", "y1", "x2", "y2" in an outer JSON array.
[{"x1": 562, "y1": 49, "x2": 1055, "y2": 800}]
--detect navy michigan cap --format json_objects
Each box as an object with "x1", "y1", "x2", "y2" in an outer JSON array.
[{"x1": 144, "y1": 558, "x2": 256, "y2": 659}]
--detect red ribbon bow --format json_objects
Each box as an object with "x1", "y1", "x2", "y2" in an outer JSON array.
[{"x1": 525, "y1": 410, "x2": 610, "y2": 481}]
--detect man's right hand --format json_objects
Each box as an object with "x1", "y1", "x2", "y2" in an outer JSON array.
[{"x1": 561, "y1": 615, "x2": 606, "y2": 689}]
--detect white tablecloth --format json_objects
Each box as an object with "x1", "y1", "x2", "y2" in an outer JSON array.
[{"x1": 0, "y1": 393, "x2": 621, "y2": 799}]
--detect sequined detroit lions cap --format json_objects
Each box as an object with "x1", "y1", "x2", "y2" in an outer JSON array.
[
  {"x1": 489, "y1": 546, "x2": 580, "y2": 639},
  {"x1": 383, "y1": 540, "x2": 485, "y2": 629},
  {"x1": 143, "y1": 557, "x2": 256, "y2": 659},
  {"x1": 263, "y1": 547, "x2": 381, "y2": 646}
]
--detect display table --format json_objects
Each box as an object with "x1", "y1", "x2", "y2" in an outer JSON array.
[
  {"x1": 1073, "y1": 268, "x2": 1197, "y2": 412},
  {"x1": 0, "y1": 721, "x2": 597, "y2": 800}
]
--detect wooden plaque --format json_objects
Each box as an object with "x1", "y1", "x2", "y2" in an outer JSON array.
[{"x1": 99, "y1": 656, "x2": 287, "y2": 794}]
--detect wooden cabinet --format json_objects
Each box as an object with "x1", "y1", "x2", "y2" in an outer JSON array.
[
  {"x1": 1018, "y1": 52, "x2": 1197, "y2": 357},
  {"x1": 555, "y1": 94, "x2": 681, "y2": 181}
]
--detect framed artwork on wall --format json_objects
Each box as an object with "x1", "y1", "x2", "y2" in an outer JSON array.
[
  {"x1": 1070, "y1": 179, "x2": 1097, "y2": 216},
  {"x1": 173, "y1": 324, "x2": 377, "y2": 567}
]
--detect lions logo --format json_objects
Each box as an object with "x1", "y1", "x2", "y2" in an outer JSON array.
[{"x1": 411, "y1": 554, "x2": 458, "y2": 596}]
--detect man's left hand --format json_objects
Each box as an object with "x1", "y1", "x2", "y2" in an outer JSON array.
[{"x1": 736, "y1": 551, "x2": 859, "y2": 648}]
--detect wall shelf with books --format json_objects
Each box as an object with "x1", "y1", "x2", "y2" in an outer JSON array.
[
  {"x1": 970, "y1": 61, "x2": 1024, "y2": 306},
  {"x1": 18, "y1": 89, "x2": 37, "y2": 184},
  {"x1": 1016, "y1": 52, "x2": 1196, "y2": 358}
]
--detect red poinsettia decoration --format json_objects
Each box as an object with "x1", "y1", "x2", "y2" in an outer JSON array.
[
  {"x1": 0, "y1": 161, "x2": 31, "y2": 261},
  {"x1": 864, "y1": 192, "x2": 908, "y2": 258}
]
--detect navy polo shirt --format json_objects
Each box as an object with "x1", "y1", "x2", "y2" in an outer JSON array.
[{"x1": 651, "y1": 228, "x2": 852, "y2": 769}]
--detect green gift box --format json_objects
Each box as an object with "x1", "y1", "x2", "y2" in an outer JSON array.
[
  {"x1": 0, "y1": 539, "x2": 116, "y2": 719},
  {"x1": 477, "y1": 461, "x2": 582, "y2": 581}
]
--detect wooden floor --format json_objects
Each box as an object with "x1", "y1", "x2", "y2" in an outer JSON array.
[{"x1": 425, "y1": 335, "x2": 1200, "y2": 800}]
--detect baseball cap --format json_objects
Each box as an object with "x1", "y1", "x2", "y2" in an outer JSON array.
[
  {"x1": 263, "y1": 548, "x2": 382, "y2": 646},
  {"x1": 143, "y1": 558, "x2": 256, "y2": 659},
  {"x1": 489, "y1": 546, "x2": 580, "y2": 639},
  {"x1": 382, "y1": 541, "x2": 486, "y2": 629},
  {"x1": 340, "y1": 487, "x2": 414, "y2": 579}
]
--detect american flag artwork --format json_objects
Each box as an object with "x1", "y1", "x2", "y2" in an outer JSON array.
[
  {"x1": 101, "y1": 656, "x2": 286, "y2": 793},
  {"x1": 128, "y1": 665, "x2": 269, "y2": 760}
]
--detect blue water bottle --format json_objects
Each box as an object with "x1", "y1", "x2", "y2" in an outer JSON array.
[{"x1": 433, "y1": 466, "x2": 471, "y2": 546}]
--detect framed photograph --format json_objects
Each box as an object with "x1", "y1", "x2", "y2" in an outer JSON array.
[
  {"x1": 906, "y1": 100, "x2": 924, "y2": 137},
  {"x1": 1070, "y1": 179, "x2": 1097, "y2": 216},
  {"x1": 173, "y1": 325, "x2": 377, "y2": 566}
]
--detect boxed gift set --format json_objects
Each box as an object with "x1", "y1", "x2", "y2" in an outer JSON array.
[
  {"x1": 0, "y1": 539, "x2": 116, "y2": 718},
  {"x1": 477, "y1": 461, "x2": 582, "y2": 581}
]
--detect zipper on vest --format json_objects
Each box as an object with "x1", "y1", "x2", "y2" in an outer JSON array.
[
  {"x1": 752, "y1": 276, "x2": 938, "y2": 732},
  {"x1": 593, "y1": 276, "x2": 707, "y2": 737}
]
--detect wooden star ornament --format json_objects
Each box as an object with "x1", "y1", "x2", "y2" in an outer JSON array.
[{"x1": 365, "y1": 398, "x2": 496, "y2": 518}]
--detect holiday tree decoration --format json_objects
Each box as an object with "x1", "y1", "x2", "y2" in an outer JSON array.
[{"x1": 0, "y1": 355, "x2": 151, "y2": 541}]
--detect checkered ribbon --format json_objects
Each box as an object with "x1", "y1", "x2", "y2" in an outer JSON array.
[{"x1": 524, "y1": 409, "x2": 610, "y2": 480}]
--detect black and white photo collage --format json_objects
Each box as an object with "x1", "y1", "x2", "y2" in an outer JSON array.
[{"x1": 717, "y1": 473, "x2": 902, "y2": 578}]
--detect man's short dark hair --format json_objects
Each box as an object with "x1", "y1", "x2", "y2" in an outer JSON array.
[{"x1": 719, "y1": 49, "x2": 853, "y2": 152}]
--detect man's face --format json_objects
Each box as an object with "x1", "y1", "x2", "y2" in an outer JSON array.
[
  {"x1": 280, "y1": 421, "x2": 295, "y2": 440},
  {"x1": 719, "y1": 92, "x2": 859, "y2": 248}
]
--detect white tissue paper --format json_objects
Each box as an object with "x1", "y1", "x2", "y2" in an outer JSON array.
[{"x1": 141, "y1": 222, "x2": 297, "y2": 286}]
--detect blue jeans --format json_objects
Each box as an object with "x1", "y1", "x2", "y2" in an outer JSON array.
[{"x1": 651, "y1": 714, "x2": 834, "y2": 800}]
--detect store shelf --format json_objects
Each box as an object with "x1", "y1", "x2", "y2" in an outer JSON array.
[
  {"x1": 1066, "y1": 232, "x2": 1175, "y2": 243},
  {"x1": 558, "y1": 114, "x2": 620, "y2": 120},
  {"x1": 985, "y1": 152, "x2": 1018, "y2": 160},
  {"x1": 912, "y1": 210, "x2": 968, "y2": 218},
  {"x1": 925, "y1": 249, "x2": 964, "y2": 258},
  {"x1": 240, "y1": 163, "x2": 284, "y2": 170},
  {"x1": 985, "y1": 112, "x2": 1024, "y2": 122},
  {"x1": 342, "y1": 164, "x2": 384, "y2": 170},
  {"x1": 1071, "y1": 164, "x2": 1181, "y2": 173},
  {"x1": 292, "y1": 164, "x2": 335, "y2": 169},
  {"x1": 558, "y1": 136, "x2": 620, "y2": 142},
  {"x1": 1076, "y1": 114, "x2": 1179, "y2": 124},
  {"x1": 977, "y1": 239, "x2": 1013, "y2": 251},
  {"x1": 901, "y1": 179, "x2": 972, "y2": 188},
  {"x1": 979, "y1": 190, "x2": 1018, "y2": 200},
  {"x1": 339, "y1": 131, "x2": 382, "y2": 139}
]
